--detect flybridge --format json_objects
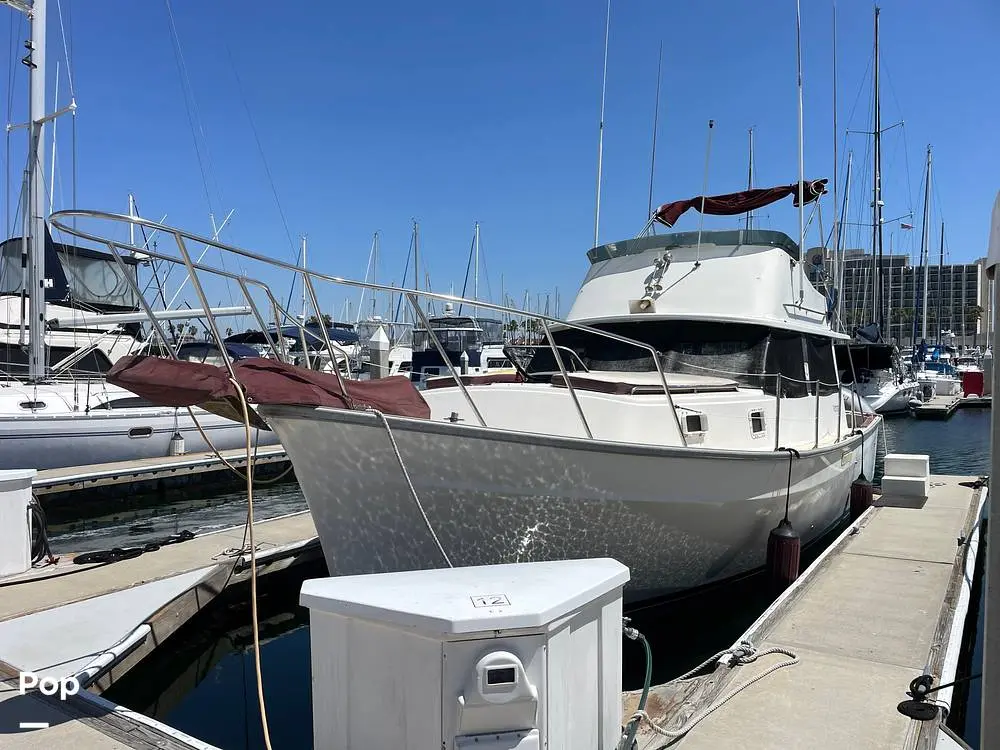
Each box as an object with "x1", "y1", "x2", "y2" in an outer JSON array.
[{"x1": 586, "y1": 229, "x2": 802, "y2": 265}]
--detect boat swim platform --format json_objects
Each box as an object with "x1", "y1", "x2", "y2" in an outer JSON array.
[
  {"x1": 628, "y1": 475, "x2": 986, "y2": 749},
  {"x1": 0, "y1": 510, "x2": 320, "y2": 748},
  {"x1": 912, "y1": 394, "x2": 962, "y2": 420},
  {"x1": 32, "y1": 445, "x2": 292, "y2": 507}
]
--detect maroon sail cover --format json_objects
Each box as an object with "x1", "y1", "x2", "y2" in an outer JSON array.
[
  {"x1": 654, "y1": 179, "x2": 828, "y2": 228},
  {"x1": 106, "y1": 355, "x2": 431, "y2": 425}
]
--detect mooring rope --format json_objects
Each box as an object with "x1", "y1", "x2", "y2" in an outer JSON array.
[
  {"x1": 229, "y1": 376, "x2": 274, "y2": 750},
  {"x1": 371, "y1": 408, "x2": 453, "y2": 568}
]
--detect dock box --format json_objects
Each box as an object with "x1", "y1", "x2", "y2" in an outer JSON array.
[{"x1": 300, "y1": 558, "x2": 629, "y2": 750}]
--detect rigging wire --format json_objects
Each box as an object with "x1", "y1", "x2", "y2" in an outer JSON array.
[
  {"x1": 161, "y1": 3, "x2": 245, "y2": 313},
  {"x1": 225, "y1": 46, "x2": 298, "y2": 265},
  {"x1": 163, "y1": 0, "x2": 218, "y2": 215},
  {"x1": 5, "y1": 10, "x2": 24, "y2": 236}
]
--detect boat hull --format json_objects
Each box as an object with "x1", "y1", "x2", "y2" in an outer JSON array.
[
  {"x1": 867, "y1": 381, "x2": 920, "y2": 414},
  {"x1": 0, "y1": 409, "x2": 280, "y2": 471},
  {"x1": 261, "y1": 404, "x2": 881, "y2": 602}
]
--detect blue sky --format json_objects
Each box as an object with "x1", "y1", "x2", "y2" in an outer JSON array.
[{"x1": 2, "y1": 0, "x2": 998, "y2": 320}]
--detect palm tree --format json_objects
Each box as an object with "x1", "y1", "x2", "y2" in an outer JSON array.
[
  {"x1": 965, "y1": 304, "x2": 983, "y2": 346},
  {"x1": 504, "y1": 319, "x2": 519, "y2": 343}
]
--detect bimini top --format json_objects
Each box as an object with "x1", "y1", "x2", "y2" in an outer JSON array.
[{"x1": 587, "y1": 229, "x2": 800, "y2": 264}]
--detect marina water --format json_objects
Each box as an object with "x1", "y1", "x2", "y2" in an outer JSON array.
[{"x1": 91, "y1": 410, "x2": 991, "y2": 750}]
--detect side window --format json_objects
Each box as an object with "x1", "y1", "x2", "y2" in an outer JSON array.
[
  {"x1": 806, "y1": 336, "x2": 839, "y2": 395},
  {"x1": 764, "y1": 333, "x2": 807, "y2": 397}
]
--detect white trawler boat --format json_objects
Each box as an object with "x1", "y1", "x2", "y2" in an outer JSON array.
[
  {"x1": 53, "y1": 182, "x2": 882, "y2": 602},
  {"x1": 247, "y1": 183, "x2": 878, "y2": 601}
]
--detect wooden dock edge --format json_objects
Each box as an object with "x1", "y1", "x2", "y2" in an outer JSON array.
[{"x1": 89, "y1": 536, "x2": 322, "y2": 694}]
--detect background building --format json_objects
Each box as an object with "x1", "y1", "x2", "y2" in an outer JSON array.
[{"x1": 805, "y1": 247, "x2": 991, "y2": 348}]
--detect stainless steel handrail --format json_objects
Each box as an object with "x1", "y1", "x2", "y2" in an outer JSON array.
[
  {"x1": 408, "y1": 292, "x2": 487, "y2": 428},
  {"x1": 540, "y1": 319, "x2": 593, "y2": 439},
  {"x1": 49, "y1": 208, "x2": 702, "y2": 445}
]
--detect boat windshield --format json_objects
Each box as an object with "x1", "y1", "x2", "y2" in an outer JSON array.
[
  {"x1": 413, "y1": 316, "x2": 483, "y2": 352},
  {"x1": 514, "y1": 320, "x2": 838, "y2": 397}
]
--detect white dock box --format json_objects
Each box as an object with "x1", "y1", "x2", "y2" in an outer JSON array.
[
  {"x1": 300, "y1": 558, "x2": 629, "y2": 750},
  {"x1": 0, "y1": 469, "x2": 35, "y2": 578}
]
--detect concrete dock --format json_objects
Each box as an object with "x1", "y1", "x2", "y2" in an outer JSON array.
[
  {"x1": 628, "y1": 475, "x2": 986, "y2": 749},
  {"x1": 912, "y1": 394, "x2": 963, "y2": 419},
  {"x1": 0, "y1": 510, "x2": 320, "y2": 748},
  {"x1": 959, "y1": 395, "x2": 992, "y2": 409}
]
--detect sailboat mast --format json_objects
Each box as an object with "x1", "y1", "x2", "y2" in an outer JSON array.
[
  {"x1": 473, "y1": 221, "x2": 480, "y2": 302},
  {"x1": 871, "y1": 6, "x2": 886, "y2": 336},
  {"x1": 794, "y1": 0, "x2": 806, "y2": 301},
  {"x1": 593, "y1": 0, "x2": 611, "y2": 248},
  {"x1": 300, "y1": 235, "x2": 307, "y2": 320},
  {"x1": 372, "y1": 231, "x2": 379, "y2": 319},
  {"x1": 836, "y1": 151, "x2": 852, "y2": 329},
  {"x1": 745, "y1": 128, "x2": 754, "y2": 231},
  {"x1": 27, "y1": 0, "x2": 48, "y2": 382},
  {"x1": 937, "y1": 222, "x2": 944, "y2": 345},
  {"x1": 920, "y1": 146, "x2": 932, "y2": 341},
  {"x1": 413, "y1": 221, "x2": 419, "y2": 292},
  {"x1": 647, "y1": 41, "x2": 662, "y2": 223},
  {"x1": 831, "y1": 0, "x2": 839, "y2": 323}
]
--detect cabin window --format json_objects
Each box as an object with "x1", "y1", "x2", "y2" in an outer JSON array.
[
  {"x1": 18, "y1": 401, "x2": 45, "y2": 410},
  {"x1": 806, "y1": 336, "x2": 839, "y2": 396},
  {"x1": 749, "y1": 410, "x2": 766, "y2": 435},
  {"x1": 764, "y1": 333, "x2": 808, "y2": 397},
  {"x1": 684, "y1": 413, "x2": 708, "y2": 433}
]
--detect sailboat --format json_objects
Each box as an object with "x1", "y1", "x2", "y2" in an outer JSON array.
[
  {"x1": 836, "y1": 8, "x2": 919, "y2": 414},
  {"x1": 0, "y1": 0, "x2": 279, "y2": 471},
  {"x1": 910, "y1": 150, "x2": 962, "y2": 398}
]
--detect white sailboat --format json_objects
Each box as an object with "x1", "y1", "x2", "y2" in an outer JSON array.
[
  {"x1": 911, "y1": 149, "x2": 962, "y2": 398},
  {"x1": 0, "y1": 0, "x2": 278, "y2": 471},
  {"x1": 838, "y1": 7, "x2": 919, "y2": 414}
]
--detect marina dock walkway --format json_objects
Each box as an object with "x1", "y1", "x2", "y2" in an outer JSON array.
[
  {"x1": 912, "y1": 394, "x2": 962, "y2": 419},
  {"x1": 0, "y1": 511, "x2": 320, "y2": 748},
  {"x1": 630, "y1": 475, "x2": 985, "y2": 749}
]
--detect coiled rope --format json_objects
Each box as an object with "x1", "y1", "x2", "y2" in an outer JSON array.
[
  {"x1": 371, "y1": 408, "x2": 453, "y2": 568},
  {"x1": 28, "y1": 494, "x2": 57, "y2": 566}
]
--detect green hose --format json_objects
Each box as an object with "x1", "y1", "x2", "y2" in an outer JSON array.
[{"x1": 621, "y1": 627, "x2": 653, "y2": 750}]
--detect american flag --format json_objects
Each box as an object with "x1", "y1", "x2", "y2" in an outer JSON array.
[{"x1": 900, "y1": 222, "x2": 914, "y2": 229}]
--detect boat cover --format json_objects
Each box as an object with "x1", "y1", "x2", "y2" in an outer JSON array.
[
  {"x1": 106, "y1": 355, "x2": 431, "y2": 428},
  {"x1": 655, "y1": 179, "x2": 827, "y2": 228}
]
